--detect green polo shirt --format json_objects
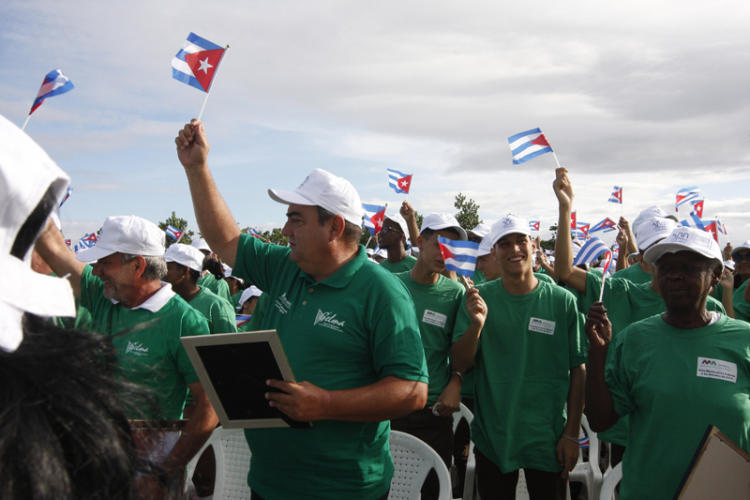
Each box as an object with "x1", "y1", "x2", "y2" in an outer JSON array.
[
  {"x1": 79, "y1": 266, "x2": 209, "y2": 419},
  {"x1": 395, "y1": 272, "x2": 466, "y2": 404},
  {"x1": 606, "y1": 314, "x2": 750, "y2": 499},
  {"x1": 189, "y1": 286, "x2": 238, "y2": 334},
  {"x1": 197, "y1": 273, "x2": 232, "y2": 303},
  {"x1": 454, "y1": 277, "x2": 586, "y2": 473},
  {"x1": 380, "y1": 254, "x2": 417, "y2": 274},
  {"x1": 232, "y1": 234, "x2": 428, "y2": 500},
  {"x1": 734, "y1": 280, "x2": 750, "y2": 322},
  {"x1": 472, "y1": 269, "x2": 486, "y2": 285},
  {"x1": 612, "y1": 262, "x2": 651, "y2": 284}
]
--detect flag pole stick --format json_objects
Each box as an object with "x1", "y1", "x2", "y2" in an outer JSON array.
[
  {"x1": 196, "y1": 44, "x2": 229, "y2": 122},
  {"x1": 551, "y1": 151, "x2": 562, "y2": 169},
  {"x1": 21, "y1": 115, "x2": 31, "y2": 131},
  {"x1": 365, "y1": 235, "x2": 373, "y2": 248}
]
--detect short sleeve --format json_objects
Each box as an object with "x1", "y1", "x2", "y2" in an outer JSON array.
[
  {"x1": 177, "y1": 309, "x2": 210, "y2": 385},
  {"x1": 233, "y1": 234, "x2": 292, "y2": 292},
  {"x1": 604, "y1": 330, "x2": 635, "y2": 417}
]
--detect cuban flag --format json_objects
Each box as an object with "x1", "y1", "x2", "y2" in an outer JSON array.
[
  {"x1": 64, "y1": 239, "x2": 72, "y2": 248},
  {"x1": 717, "y1": 218, "x2": 728, "y2": 235},
  {"x1": 570, "y1": 211, "x2": 577, "y2": 230},
  {"x1": 529, "y1": 220, "x2": 541, "y2": 232},
  {"x1": 362, "y1": 203, "x2": 387, "y2": 235},
  {"x1": 572, "y1": 222, "x2": 590, "y2": 239},
  {"x1": 507, "y1": 128, "x2": 553, "y2": 165},
  {"x1": 690, "y1": 198, "x2": 704, "y2": 218},
  {"x1": 236, "y1": 314, "x2": 252, "y2": 328},
  {"x1": 675, "y1": 186, "x2": 701, "y2": 211},
  {"x1": 59, "y1": 186, "x2": 73, "y2": 208},
  {"x1": 703, "y1": 220, "x2": 719, "y2": 242},
  {"x1": 579, "y1": 436, "x2": 590, "y2": 449},
  {"x1": 172, "y1": 32, "x2": 227, "y2": 92},
  {"x1": 29, "y1": 69, "x2": 74, "y2": 115},
  {"x1": 437, "y1": 237, "x2": 479, "y2": 277},
  {"x1": 590, "y1": 217, "x2": 617, "y2": 234},
  {"x1": 165, "y1": 224, "x2": 184, "y2": 241},
  {"x1": 248, "y1": 228, "x2": 269, "y2": 242},
  {"x1": 680, "y1": 212, "x2": 706, "y2": 231},
  {"x1": 608, "y1": 186, "x2": 623, "y2": 204},
  {"x1": 74, "y1": 232, "x2": 98, "y2": 253},
  {"x1": 387, "y1": 168, "x2": 412, "y2": 194},
  {"x1": 572, "y1": 237, "x2": 610, "y2": 267}
]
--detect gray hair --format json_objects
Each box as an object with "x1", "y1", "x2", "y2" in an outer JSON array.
[{"x1": 120, "y1": 253, "x2": 167, "y2": 281}]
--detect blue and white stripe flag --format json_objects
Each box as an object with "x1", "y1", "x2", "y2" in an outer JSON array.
[
  {"x1": 572, "y1": 237, "x2": 610, "y2": 267},
  {"x1": 507, "y1": 128, "x2": 553, "y2": 165},
  {"x1": 171, "y1": 32, "x2": 226, "y2": 92},
  {"x1": 437, "y1": 237, "x2": 479, "y2": 277},
  {"x1": 680, "y1": 212, "x2": 706, "y2": 231},
  {"x1": 387, "y1": 168, "x2": 412, "y2": 194},
  {"x1": 362, "y1": 203, "x2": 386, "y2": 236}
]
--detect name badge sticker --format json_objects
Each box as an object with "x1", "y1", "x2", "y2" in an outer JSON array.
[
  {"x1": 697, "y1": 357, "x2": 737, "y2": 383},
  {"x1": 528, "y1": 317, "x2": 555, "y2": 336},
  {"x1": 422, "y1": 309, "x2": 448, "y2": 329}
]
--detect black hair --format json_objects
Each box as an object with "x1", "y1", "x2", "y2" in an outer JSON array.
[
  {"x1": 316, "y1": 206, "x2": 363, "y2": 245},
  {"x1": 202, "y1": 254, "x2": 224, "y2": 279},
  {"x1": 420, "y1": 227, "x2": 461, "y2": 240}
]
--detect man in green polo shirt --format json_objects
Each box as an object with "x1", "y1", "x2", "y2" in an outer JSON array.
[
  {"x1": 35, "y1": 214, "x2": 219, "y2": 496},
  {"x1": 176, "y1": 119, "x2": 429, "y2": 500},
  {"x1": 452, "y1": 214, "x2": 586, "y2": 500},
  {"x1": 379, "y1": 211, "x2": 417, "y2": 273}
]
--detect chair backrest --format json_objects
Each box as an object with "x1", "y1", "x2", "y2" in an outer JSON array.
[
  {"x1": 186, "y1": 427, "x2": 252, "y2": 499},
  {"x1": 451, "y1": 403, "x2": 477, "y2": 500},
  {"x1": 452, "y1": 401, "x2": 474, "y2": 431},
  {"x1": 598, "y1": 462, "x2": 622, "y2": 500},
  {"x1": 388, "y1": 430, "x2": 453, "y2": 500}
]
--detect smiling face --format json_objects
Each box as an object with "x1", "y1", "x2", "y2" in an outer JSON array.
[
  {"x1": 654, "y1": 250, "x2": 719, "y2": 313},
  {"x1": 91, "y1": 252, "x2": 139, "y2": 303},
  {"x1": 492, "y1": 233, "x2": 534, "y2": 277}
]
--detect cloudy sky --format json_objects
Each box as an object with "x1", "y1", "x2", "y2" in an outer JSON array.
[{"x1": 3, "y1": 0, "x2": 749, "y2": 247}]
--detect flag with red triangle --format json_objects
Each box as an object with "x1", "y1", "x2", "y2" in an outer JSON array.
[
  {"x1": 690, "y1": 199, "x2": 704, "y2": 218},
  {"x1": 171, "y1": 32, "x2": 226, "y2": 93}
]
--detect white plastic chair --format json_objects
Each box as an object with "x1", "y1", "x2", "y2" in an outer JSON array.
[
  {"x1": 186, "y1": 427, "x2": 252, "y2": 499},
  {"x1": 452, "y1": 403, "x2": 476, "y2": 500},
  {"x1": 569, "y1": 415, "x2": 604, "y2": 500},
  {"x1": 388, "y1": 430, "x2": 453, "y2": 500},
  {"x1": 598, "y1": 462, "x2": 622, "y2": 500}
]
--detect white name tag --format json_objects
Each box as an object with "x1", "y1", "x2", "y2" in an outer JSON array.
[
  {"x1": 528, "y1": 317, "x2": 555, "y2": 335},
  {"x1": 697, "y1": 357, "x2": 737, "y2": 383},
  {"x1": 422, "y1": 309, "x2": 448, "y2": 329}
]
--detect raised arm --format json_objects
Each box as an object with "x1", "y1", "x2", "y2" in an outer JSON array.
[
  {"x1": 34, "y1": 219, "x2": 86, "y2": 298},
  {"x1": 400, "y1": 201, "x2": 420, "y2": 249},
  {"x1": 552, "y1": 168, "x2": 587, "y2": 291},
  {"x1": 175, "y1": 120, "x2": 241, "y2": 267},
  {"x1": 615, "y1": 224, "x2": 629, "y2": 271}
]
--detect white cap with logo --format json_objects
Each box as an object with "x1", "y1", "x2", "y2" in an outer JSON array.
[
  {"x1": 164, "y1": 243, "x2": 204, "y2": 272},
  {"x1": 419, "y1": 213, "x2": 467, "y2": 240},
  {"x1": 489, "y1": 215, "x2": 531, "y2": 246},
  {"x1": 191, "y1": 238, "x2": 211, "y2": 253},
  {"x1": 634, "y1": 217, "x2": 677, "y2": 250},
  {"x1": 384, "y1": 211, "x2": 408, "y2": 235},
  {"x1": 268, "y1": 168, "x2": 364, "y2": 226},
  {"x1": 76, "y1": 215, "x2": 166, "y2": 263},
  {"x1": 643, "y1": 226, "x2": 723, "y2": 270}
]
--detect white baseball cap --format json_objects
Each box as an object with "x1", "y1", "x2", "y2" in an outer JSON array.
[
  {"x1": 191, "y1": 238, "x2": 211, "y2": 253},
  {"x1": 724, "y1": 260, "x2": 736, "y2": 272},
  {"x1": 419, "y1": 213, "x2": 467, "y2": 240},
  {"x1": 384, "y1": 211, "x2": 408, "y2": 234},
  {"x1": 0, "y1": 114, "x2": 76, "y2": 352},
  {"x1": 469, "y1": 223, "x2": 491, "y2": 239},
  {"x1": 643, "y1": 226, "x2": 723, "y2": 270},
  {"x1": 268, "y1": 168, "x2": 363, "y2": 226},
  {"x1": 489, "y1": 215, "x2": 532, "y2": 246},
  {"x1": 633, "y1": 217, "x2": 677, "y2": 250},
  {"x1": 731, "y1": 240, "x2": 750, "y2": 257},
  {"x1": 164, "y1": 243, "x2": 204, "y2": 272},
  {"x1": 238, "y1": 285, "x2": 262, "y2": 307},
  {"x1": 76, "y1": 215, "x2": 166, "y2": 263},
  {"x1": 633, "y1": 206, "x2": 669, "y2": 230},
  {"x1": 477, "y1": 235, "x2": 493, "y2": 257},
  {"x1": 375, "y1": 248, "x2": 388, "y2": 259}
]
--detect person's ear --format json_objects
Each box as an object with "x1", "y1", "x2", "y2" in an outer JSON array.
[{"x1": 329, "y1": 215, "x2": 346, "y2": 241}]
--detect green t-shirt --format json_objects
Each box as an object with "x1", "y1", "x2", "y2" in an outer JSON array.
[
  {"x1": 605, "y1": 314, "x2": 750, "y2": 499},
  {"x1": 189, "y1": 286, "x2": 238, "y2": 334},
  {"x1": 395, "y1": 272, "x2": 466, "y2": 404},
  {"x1": 232, "y1": 234, "x2": 428, "y2": 500},
  {"x1": 79, "y1": 266, "x2": 209, "y2": 419},
  {"x1": 230, "y1": 291, "x2": 243, "y2": 310},
  {"x1": 472, "y1": 268, "x2": 486, "y2": 285},
  {"x1": 454, "y1": 278, "x2": 586, "y2": 472},
  {"x1": 379, "y1": 254, "x2": 417, "y2": 274},
  {"x1": 197, "y1": 273, "x2": 232, "y2": 303},
  {"x1": 611, "y1": 262, "x2": 651, "y2": 284},
  {"x1": 733, "y1": 280, "x2": 750, "y2": 322}
]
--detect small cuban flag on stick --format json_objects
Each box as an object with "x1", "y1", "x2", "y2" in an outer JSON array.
[
  {"x1": 572, "y1": 237, "x2": 612, "y2": 301},
  {"x1": 675, "y1": 186, "x2": 701, "y2": 212},
  {"x1": 387, "y1": 168, "x2": 412, "y2": 194},
  {"x1": 165, "y1": 224, "x2": 184, "y2": 242},
  {"x1": 171, "y1": 32, "x2": 229, "y2": 120},
  {"x1": 437, "y1": 237, "x2": 480, "y2": 285},
  {"x1": 22, "y1": 69, "x2": 75, "y2": 131},
  {"x1": 507, "y1": 128, "x2": 560, "y2": 167},
  {"x1": 608, "y1": 186, "x2": 623, "y2": 204},
  {"x1": 362, "y1": 203, "x2": 387, "y2": 236}
]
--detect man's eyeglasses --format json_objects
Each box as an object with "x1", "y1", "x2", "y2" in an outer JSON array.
[{"x1": 733, "y1": 253, "x2": 750, "y2": 262}]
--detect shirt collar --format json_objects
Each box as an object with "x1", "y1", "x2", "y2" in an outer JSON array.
[
  {"x1": 110, "y1": 281, "x2": 176, "y2": 312},
  {"x1": 301, "y1": 245, "x2": 367, "y2": 289}
]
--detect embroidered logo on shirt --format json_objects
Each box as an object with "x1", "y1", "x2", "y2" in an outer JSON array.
[
  {"x1": 422, "y1": 309, "x2": 448, "y2": 329},
  {"x1": 697, "y1": 357, "x2": 737, "y2": 383},
  {"x1": 274, "y1": 293, "x2": 292, "y2": 315},
  {"x1": 528, "y1": 317, "x2": 555, "y2": 335},
  {"x1": 125, "y1": 341, "x2": 149, "y2": 356},
  {"x1": 314, "y1": 309, "x2": 345, "y2": 332}
]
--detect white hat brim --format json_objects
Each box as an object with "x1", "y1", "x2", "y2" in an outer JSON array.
[
  {"x1": 267, "y1": 188, "x2": 316, "y2": 207},
  {"x1": 644, "y1": 242, "x2": 723, "y2": 270},
  {"x1": 75, "y1": 244, "x2": 117, "y2": 263}
]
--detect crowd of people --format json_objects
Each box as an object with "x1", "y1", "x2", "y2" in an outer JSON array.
[{"x1": 2, "y1": 113, "x2": 750, "y2": 500}]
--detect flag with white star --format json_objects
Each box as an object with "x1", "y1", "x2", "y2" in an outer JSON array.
[{"x1": 171, "y1": 32, "x2": 226, "y2": 92}]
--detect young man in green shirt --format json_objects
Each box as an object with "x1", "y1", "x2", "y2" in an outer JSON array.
[
  {"x1": 379, "y1": 211, "x2": 417, "y2": 273},
  {"x1": 586, "y1": 226, "x2": 750, "y2": 499},
  {"x1": 392, "y1": 213, "x2": 486, "y2": 500},
  {"x1": 35, "y1": 215, "x2": 219, "y2": 497},
  {"x1": 176, "y1": 120, "x2": 429, "y2": 500},
  {"x1": 452, "y1": 215, "x2": 586, "y2": 500}
]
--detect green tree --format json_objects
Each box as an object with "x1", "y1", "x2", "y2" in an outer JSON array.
[
  {"x1": 454, "y1": 193, "x2": 481, "y2": 231},
  {"x1": 240, "y1": 227, "x2": 289, "y2": 246},
  {"x1": 539, "y1": 224, "x2": 557, "y2": 251},
  {"x1": 158, "y1": 211, "x2": 194, "y2": 247}
]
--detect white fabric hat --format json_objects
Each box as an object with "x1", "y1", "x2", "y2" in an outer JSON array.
[
  {"x1": 731, "y1": 240, "x2": 750, "y2": 256},
  {"x1": 268, "y1": 168, "x2": 363, "y2": 226},
  {"x1": 239, "y1": 285, "x2": 262, "y2": 307},
  {"x1": 384, "y1": 211, "x2": 408, "y2": 234},
  {"x1": 469, "y1": 223, "x2": 491, "y2": 239},
  {"x1": 643, "y1": 226, "x2": 723, "y2": 270},
  {"x1": 164, "y1": 243, "x2": 205, "y2": 272},
  {"x1": 0, "y1": 113, "x2": 75, "y2": 352},
  {"x1": 419, "y1": 213, "x2": 467, "y2": 240},
  {"x1": 633, "y1": 217, "x2": 677, "y2": 250},
  {"x1": 375, "y1": 248, "x2": 388, "y2": 259},
  {"x1": 489, "y1": 215, "x2": 532, "y2": 246},
  {"x1": 76, "y1": 215, "x2": 166, "y2": 263},
  {"x1": 191, "y1": 238, "x2": 211, "y2": 253},
  {"x1": 724, "y1": 260, "x2": 736, "y2": 272},
  {"x1": 633, "y1": 206, "x2": 669, "y2": 230},
  {"x1": 477, "y1": 235, "x2": 493, "y2": 257}
]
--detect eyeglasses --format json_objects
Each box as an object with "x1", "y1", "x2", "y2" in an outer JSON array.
[{"x1": 733, "y1": 253, "x2": 750, "y2": 262}]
